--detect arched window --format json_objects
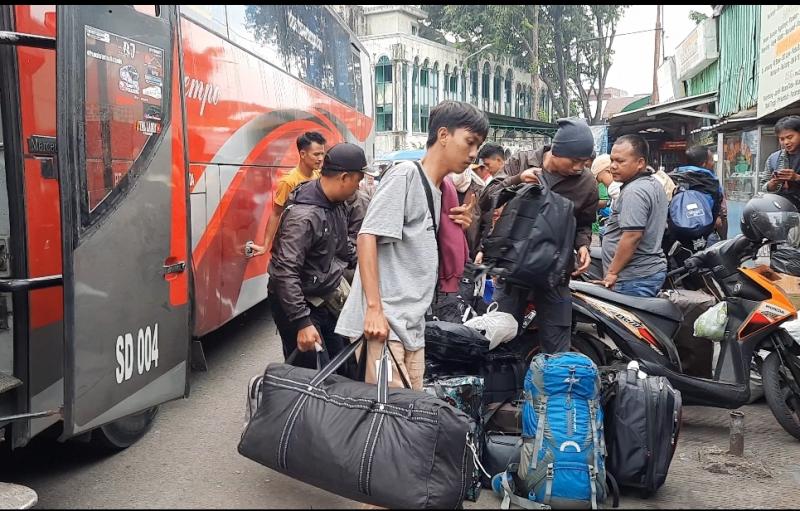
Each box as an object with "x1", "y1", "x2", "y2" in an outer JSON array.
[
  {"x1": 525, "y1": 86, "x2": 531, "y2": 118},
  {"x1": 431, "y1": 62, "x2": 439, "y2": 108},
  {"x1": 493, "y1": 65, "x2": 502, "y2": 113},
  {"x1": 515, "y1": 83, "x2": 523, "y2": 117},
  {"x1": 527, "y1": 87, "x2": 534, "y2": 119},
  {"x1": 443, "y1": 64, "x2": 450, "y2": 100},
  {"x1": 461, "y1": 69, "x2": 467, "y2": 102},
  {"x1": 504, "y1": 69, "x2": 513, "y2": 116},
  {"x1": 469, "y1": 61, "x2": 479, "y2": 106},
  {"x1": 449, "y1": 66, "x2": 459, "y2": 100},
  {"x1": 412, "y1": 57, "x2": 420, "y2": 132},
  {"x1": 481, "y1": 62, "x2": 491, "y2": 111},
  {"x1": 419, "y1": 59, "x2": 431, "y2": 132},
  {"x1": 374, "y1": 56, "x2": 393, "y2": 132}
]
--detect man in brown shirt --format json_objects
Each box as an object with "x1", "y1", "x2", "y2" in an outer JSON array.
[{"x1": 477, "y1": 118, "x2": 598, "y2": 353}]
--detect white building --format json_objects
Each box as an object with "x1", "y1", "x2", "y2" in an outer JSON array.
[{"x1": 339, "y1": 5, "x2": 554, "y2": 157}]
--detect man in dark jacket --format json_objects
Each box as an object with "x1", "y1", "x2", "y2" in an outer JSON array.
[
  {"x1": 268, "y1": 143, "x2": 373, "y2": 369},
  {"x1": 477, "y1": 118, "x2": 598, "y2": 353}
]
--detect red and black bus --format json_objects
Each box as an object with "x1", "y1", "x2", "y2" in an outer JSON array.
[{"x1": 0, "y1": 4, "x2": 373, "y2": 451}]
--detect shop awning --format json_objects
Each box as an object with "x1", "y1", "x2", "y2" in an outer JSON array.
[
  {"x1": 689, "y1": 107, "x2": 758, "y2": 134},
  {"x1": 485, "y1": 112, "x2": 557, "y2": 137},
  {"x1": 609, "y1": 91, "x2": 718, "y2": 124}
]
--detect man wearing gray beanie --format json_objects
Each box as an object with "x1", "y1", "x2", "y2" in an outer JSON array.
[{"x1": 475, "y1": 117, "x2": 598, "y2": 353}]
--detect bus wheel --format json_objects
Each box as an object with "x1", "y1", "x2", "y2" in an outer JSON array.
[{"x1": 90, "y1": 406, "x2": 159, "y2": 451}]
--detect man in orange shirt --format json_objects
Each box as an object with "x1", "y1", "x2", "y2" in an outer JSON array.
[{"x1": 251, "y1": 131, "x2": 327, "y2": 256}]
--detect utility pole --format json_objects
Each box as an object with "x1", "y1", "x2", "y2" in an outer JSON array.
[{"x1": 652, "y1": 4, "x2": 662, "y2": 104}]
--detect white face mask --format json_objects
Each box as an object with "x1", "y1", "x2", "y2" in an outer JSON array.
[{"x1": 450, "y1": 169, "x2": 473, "y2": 193}]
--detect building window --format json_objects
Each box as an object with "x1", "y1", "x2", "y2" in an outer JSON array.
[
  {"x1": 431, "y1": 62, "x2": 439, "y2": 108},
  {"x1": 443, "y1": 64, "x2": 450, "y2": 100},
  {"x1": 461, "y1": 69, "x2": 467, "y2": 102},
  {"x1": 449, "y1": 66, "x2": 458, "y2": 100},
  {"x1": 482, "y1": 62, "x2": 491, "y2": 112},
  {"x1": 470, "y1": 62, "x2": 479, "y2": 106},
  {"x1": 412, "y1": 58, "x2": 420, "y2": 132},
  {"x1": 515, "y1": 83, "x2": 523, "y2": 117},
  {"x1": 412, "y1": 25, "x2": 418, "y2": 36},
  {"x1": 504, "y1": 70, "x2": 513, "y2": 116},
  {"x1": 375, "y1": 56, "x2": 393, "y2": 132},
  {"x1": 419, "y1": 59, "x2": 431, "y2": 132},
  {"x1": 493, "y1": 65, "x2": 502, "y2": 113}
]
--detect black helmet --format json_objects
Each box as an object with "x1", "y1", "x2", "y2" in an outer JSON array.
[{"x1": 740, "y1": 193, "x2": 800, "y2": 243}]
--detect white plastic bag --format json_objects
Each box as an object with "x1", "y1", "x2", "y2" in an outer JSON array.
[
  {"x1": 463, "y1": 303, "x2": 518, "y2": 350},
  {"x1": 693, "y1": 301, "x2": 727, "y2": 341}
]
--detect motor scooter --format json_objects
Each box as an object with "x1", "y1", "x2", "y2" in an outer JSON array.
[{"x1": 570, "y1": 234, "x2": 800, "y2": 440}]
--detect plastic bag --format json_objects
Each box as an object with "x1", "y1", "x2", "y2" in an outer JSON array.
[
  {"x1": 693, "y1": 301, "x2": 727, "y2": 341},
  {"x1": 463, "y1": 303, "x2": 519, "y2": 350}
]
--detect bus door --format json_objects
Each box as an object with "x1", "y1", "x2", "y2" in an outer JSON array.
[{"x1": 56, "y1": 5, "x2": 191, "y2": 437}]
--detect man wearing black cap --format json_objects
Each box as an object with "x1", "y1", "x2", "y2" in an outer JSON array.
[
  {"x1": 478, "y1": 117, "x2": 598, "y2": 353},
  {"x1": 268, "y1": 143, "x2": 375, "y2": 369}
]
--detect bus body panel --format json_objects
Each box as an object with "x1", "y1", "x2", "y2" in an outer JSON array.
[{"x1": 4, "y1": 4, "x2": 373, "y2": 446}]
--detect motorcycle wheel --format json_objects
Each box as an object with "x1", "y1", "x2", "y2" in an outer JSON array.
[{"x1": 762, "y1": 351, "x2": 800, "y2": 441}]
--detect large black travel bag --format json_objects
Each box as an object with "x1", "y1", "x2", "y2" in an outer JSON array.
[
  {"x1": 482, "y1": 182, "x2": 576, "y2": 289},
  {"x1": 603, "y1": 361, "x2": 682, "y2": 497},
  {"x1": 238, "y1": 339, "x2": 476, "y2": 509},
  {"x1": 425, "y1": 320, "x2": 491, "y2": 367}
]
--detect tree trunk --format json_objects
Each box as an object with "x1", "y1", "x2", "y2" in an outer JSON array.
[
  {"x1": 551, "y1": 7, "x2": 570, "y2": 117},
  {"x1": 530, "y1": 4, "x2": 541, "y2": 121}
]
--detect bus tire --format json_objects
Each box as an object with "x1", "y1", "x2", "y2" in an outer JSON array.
[{"x1": 90, "y1": 406, "x2": 159, "y2": 451}]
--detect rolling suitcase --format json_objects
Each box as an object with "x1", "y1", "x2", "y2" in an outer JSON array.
[{"x1": 603, "y1": 361, "x2": 682, "y2": 497}]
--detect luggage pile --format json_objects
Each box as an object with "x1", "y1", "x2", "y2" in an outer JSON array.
[
  {"x1": 238, "y1": 288, "x2": 683, "y2": 509},
  {"x1": 421, "y1": 303, "x2": 684, "y2": 509}
]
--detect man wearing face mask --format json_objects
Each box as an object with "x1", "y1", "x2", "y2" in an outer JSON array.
[{"x1": 477, "y1": 118, "x2": 598, "y2": 353}]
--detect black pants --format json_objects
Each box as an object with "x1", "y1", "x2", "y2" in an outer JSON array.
[
  {"x1": 492, "y1": 280, "x2": 572, "y2": 353},
  {"x1": 270, "y1": 298, "x2": 347, "y2": 371}
]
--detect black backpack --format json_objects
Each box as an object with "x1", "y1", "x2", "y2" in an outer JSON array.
[{"x1": 482, "y1": 181, "x2": 576, "y2": 289}]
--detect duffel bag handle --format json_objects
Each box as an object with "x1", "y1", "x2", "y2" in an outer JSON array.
[
  {"x1": 308, "y1": 336, "x2": 412, "y2": 399},
  {"x1": 285, "y1": 346, "x2": 327, "y2": 369},
  {"x1": 310, "y1": 337, "x2": 365, "y2": 386}
]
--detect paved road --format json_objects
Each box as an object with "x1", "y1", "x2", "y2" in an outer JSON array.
[{"x1": 3, "y1": 299, "x2": 800, "y2": 508}]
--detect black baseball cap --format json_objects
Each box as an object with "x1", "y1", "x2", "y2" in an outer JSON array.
[{"x1": 322, "y1": 143, "x2": 379, "y2": 176}]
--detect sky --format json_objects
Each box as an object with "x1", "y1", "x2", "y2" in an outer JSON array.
[{"x1": 605, "y1": 5, "x2": 714, "y2": 96}]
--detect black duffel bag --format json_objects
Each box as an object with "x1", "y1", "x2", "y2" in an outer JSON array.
[
  {"x1": 238, "y1": 338, "x2": 476, "y2": 509},
  {"x1": 425, "y1": 320, "x2": 491, "y2": 367}
]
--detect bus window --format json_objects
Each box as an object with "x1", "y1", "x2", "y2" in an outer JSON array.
[
  {"x1": 350, "y1": 44, "x2": 364, "y2": 114},
  {"x1": 182, "y1": 5, "x2": 228, "y2": 37},
  {"x1": 83, "y1": 25, "x2": 167, "y2": 218},
  {"x1": 133, "y1": 5, "x2": 159, "y2": 18},
  {"x1": 226, "y1": 6, "x2": 362, "y2": 111}
]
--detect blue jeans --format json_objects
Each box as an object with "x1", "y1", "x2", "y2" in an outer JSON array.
[{"x1": 614, "y1": 271, "x2": 667, "y2": 297}]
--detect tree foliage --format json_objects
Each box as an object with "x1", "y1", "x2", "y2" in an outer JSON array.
[
  {"x1": 689, "y1": 10, "x2": 708, "y2": 25},
  {"x1": 419, "y1": 4, "x2": 629, "y2": 123}
]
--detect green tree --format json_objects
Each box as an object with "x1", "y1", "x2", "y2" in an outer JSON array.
[
  {"x1": 420, "y1": 4, "x2": 628, "y2": 123},
  {"x1": 689, "y1": 10, "x2": 708, "y2": 25}
]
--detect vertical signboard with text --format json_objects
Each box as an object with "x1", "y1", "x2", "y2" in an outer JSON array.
[{"x1": 758, "y1": 5, "x2": 800, "y2": 117}]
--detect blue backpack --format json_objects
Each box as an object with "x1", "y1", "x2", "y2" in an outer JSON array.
[
  {"x1": 668, "y1": 189, "x2": 715, "y2": 241},
  {"x1": 512, "y1": 352, "x2": 609, "y2": 509}
]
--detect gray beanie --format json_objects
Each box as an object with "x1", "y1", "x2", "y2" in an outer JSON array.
[{"x1": 551, "y1": 117, "x2": 595, "y2": 159}]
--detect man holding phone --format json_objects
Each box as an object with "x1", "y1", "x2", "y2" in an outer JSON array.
[{"x1": 762, "y1": 116, "x2": 800, "y2": 209}]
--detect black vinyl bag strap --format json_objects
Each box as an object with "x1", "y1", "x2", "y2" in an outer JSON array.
[
  {"x1": 308, "y1": 336, "x2": 412, "y2": 398},
  {"x1": 285, "y1": 348, "x2": 324, "y2": 370},
  {"x1": 413, "y1": 161, "x2": 441, "y2": 312}
]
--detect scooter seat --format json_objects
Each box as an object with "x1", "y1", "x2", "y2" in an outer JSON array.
[{"x1": 569, "y1": 280, "x2": 683, "y2": 322}]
